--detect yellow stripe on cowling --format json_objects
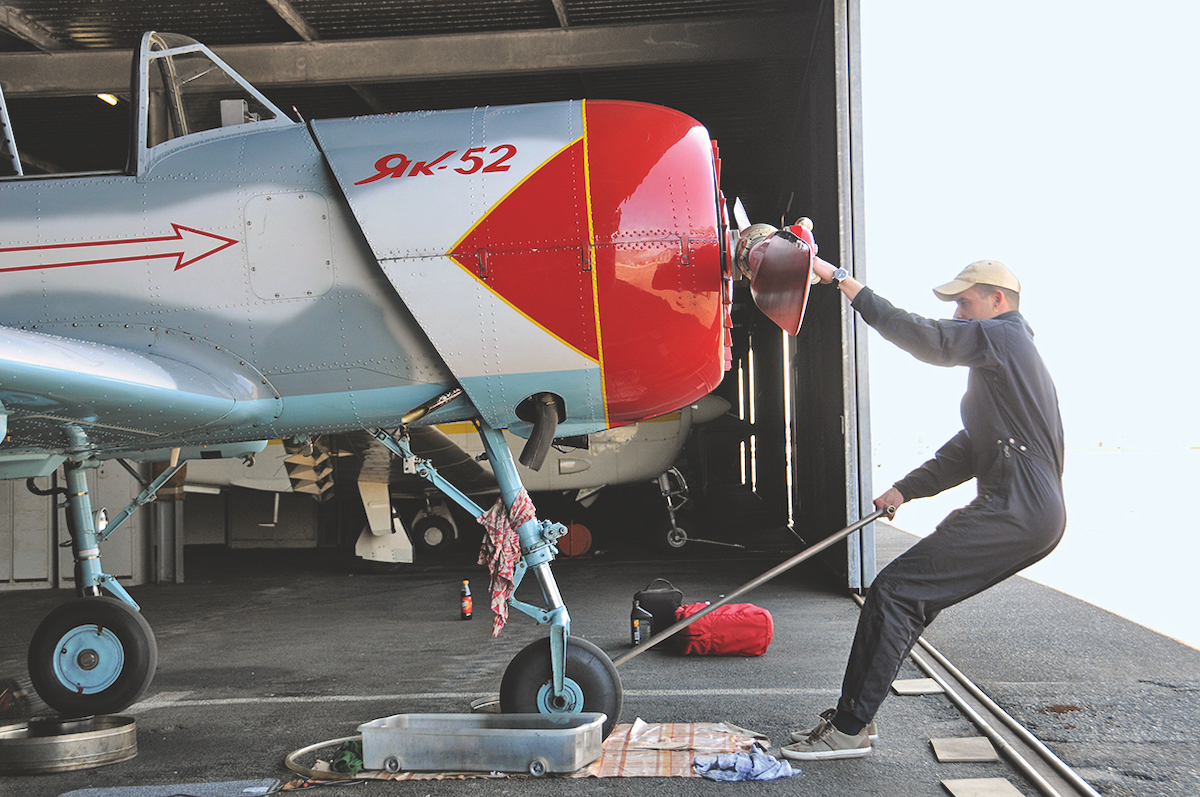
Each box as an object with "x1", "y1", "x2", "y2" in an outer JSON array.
[{"x1": 581, "y1": 99, "x2": 610, "y2": 428}]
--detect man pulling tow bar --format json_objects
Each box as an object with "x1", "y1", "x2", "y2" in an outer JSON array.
[{"x1": 780, "y1": 258, "x2": 1066, "y2": 762}]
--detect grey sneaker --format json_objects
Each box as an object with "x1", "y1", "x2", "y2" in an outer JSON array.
[
  {"x1": 780, "y1": 713, "x2": 872, "y2": 761},
  {"x1": 789, "y1": 708, "x2": 878, "y2": 743}
]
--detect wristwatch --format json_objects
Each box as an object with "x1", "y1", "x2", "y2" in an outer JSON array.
[{"x1": 831, "y1": 267, "x2": 849, "y2": 287}]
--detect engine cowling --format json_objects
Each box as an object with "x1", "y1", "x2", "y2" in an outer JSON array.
[{"x1": 311, "y1": 100, "x2": 732, "y2": 435}]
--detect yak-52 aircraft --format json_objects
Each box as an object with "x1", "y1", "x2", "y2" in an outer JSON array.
[{"x1": 0, "y1": 32, "x2": 816, "y2": 735}]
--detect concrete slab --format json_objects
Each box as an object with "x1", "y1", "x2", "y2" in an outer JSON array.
[
  {"x1": 941, "y1": 777, "x2": 1025, "y2": 796},
  {"x1": 893, "y1": 678, "x2": 945, "y2": 695},
  {"x1": 931, "y1": 736, "x2": 999, "y2": 762},
  {"x1": 59, "y1": 782, "x2": 277, "y2": 797}
]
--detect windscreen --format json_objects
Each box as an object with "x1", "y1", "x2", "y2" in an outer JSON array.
[{"x1": 145, "y1": 41, "x2": 278, "y2": 148}]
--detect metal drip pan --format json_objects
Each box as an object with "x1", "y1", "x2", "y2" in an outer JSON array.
[{"x1": 0, "y1": 715, "x2": 136, "y2": 773}]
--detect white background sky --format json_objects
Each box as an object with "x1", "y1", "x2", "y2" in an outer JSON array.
[{"x1": 857, "y1": 1, "x2": 1199, "y2": 647}]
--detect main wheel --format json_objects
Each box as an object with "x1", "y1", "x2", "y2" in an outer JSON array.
[
  {"x1": 411, "y1": 513, "x2": 456, "y2": 555},
  {"x1": 499, "y1": 636, "x2": 622, "y2": 738},
  {"x1": 28, "y1": 596, "x2": 157, "y2": 717}
]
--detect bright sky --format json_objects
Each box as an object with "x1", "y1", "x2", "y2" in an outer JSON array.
[{"x1": 858, "y1": 1, "x2": 1200, "y2": 647}]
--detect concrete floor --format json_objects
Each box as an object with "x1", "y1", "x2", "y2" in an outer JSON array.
[{"x1": 1, "y1": 524, "x2": 1197, "y2": 797}]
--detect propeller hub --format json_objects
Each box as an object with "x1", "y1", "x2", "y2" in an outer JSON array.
[{"x1": 733, "y1": 222, "x2": 778, "y2": 280}]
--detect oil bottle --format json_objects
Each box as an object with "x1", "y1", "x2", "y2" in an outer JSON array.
[
  {"x1": 630, "y1": 599, "x2": 652, "y2": 645},
  {"x1": 460, "y1": 579, "x2": 472, "y2": 620}
]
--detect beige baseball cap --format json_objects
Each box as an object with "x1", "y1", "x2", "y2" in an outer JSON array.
[{"x1": 933, "y1": 260, "x2": 1021, "y2": 301}]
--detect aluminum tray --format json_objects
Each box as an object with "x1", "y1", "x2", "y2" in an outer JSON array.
[
  {"x1": 0, "y1": 716, "x2": 136, "y2": 774},
  {"x1": 358, "y1": 712, "x2": 606, "y2": 776}
]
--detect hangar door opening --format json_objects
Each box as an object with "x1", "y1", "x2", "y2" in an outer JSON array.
[{"x1": 697, "y1": 0, "x2": 874, "y2": 589}]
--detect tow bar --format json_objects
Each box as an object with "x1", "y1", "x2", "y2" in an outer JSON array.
[{"x1": 612, "y1": 505, "x2": 895, "y2": 667}]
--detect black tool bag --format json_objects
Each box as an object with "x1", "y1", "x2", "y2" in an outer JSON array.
[{"x1": 634, "y1": 578, "x2": 683, "y2": 633}]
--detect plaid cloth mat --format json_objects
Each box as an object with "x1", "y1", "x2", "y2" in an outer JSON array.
[
  {"x1": 575, "y1": 719, "x2": 768, "y2": 778},
  {"x1": 321, "y1": 719, "x2": 767, "y2": 781}
]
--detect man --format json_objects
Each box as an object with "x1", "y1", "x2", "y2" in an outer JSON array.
[{"x1": 782, "y1": 258, "x2": 1066, "y2": 761}]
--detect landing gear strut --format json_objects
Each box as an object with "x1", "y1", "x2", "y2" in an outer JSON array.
[{"x1": 656, "y1": 467, "x2": 691, "y2": 551}]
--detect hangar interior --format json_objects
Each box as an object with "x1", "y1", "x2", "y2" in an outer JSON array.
[{"x1": 0, "y1": 0, "x2": 872, "y2": 590}]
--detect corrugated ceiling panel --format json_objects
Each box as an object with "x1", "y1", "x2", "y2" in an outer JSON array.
[
  {"x1": 292, "y1": 0, "x2": 560, "y2": 39},
  {"x1": 562, "y1": 0, "x2": 801, "y2": 25},
  {"x1": 0, "y1": 0, "x2": 300, "y2": 49},
  {"x1": 0, "y1": 0, "x2": 817, "y2": 211},
  {"x1": 1, "y1": 0, "x2": 809, "y2": 50}
]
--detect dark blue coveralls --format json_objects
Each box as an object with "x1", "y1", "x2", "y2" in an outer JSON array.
[{"x1": 836, "y1": 288, "x2": 1066, "y2": 729}]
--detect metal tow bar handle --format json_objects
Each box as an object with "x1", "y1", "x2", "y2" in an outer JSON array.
[{"x1": 612, "y1": 505, "x2": 895, "y2": 667}]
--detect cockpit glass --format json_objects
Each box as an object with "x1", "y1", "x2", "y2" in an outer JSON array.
[{"x1": 145, "y1": 47, "x2": 277, "y2": 148}]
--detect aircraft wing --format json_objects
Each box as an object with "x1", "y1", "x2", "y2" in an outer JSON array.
[{"x1": 0, "y1": 325, "x2": 279, "y2": 476}]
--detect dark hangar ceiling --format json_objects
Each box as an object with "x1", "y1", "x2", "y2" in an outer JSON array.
[{"x1": 0, "y1": 1, "x2": 834, "y2": 221}]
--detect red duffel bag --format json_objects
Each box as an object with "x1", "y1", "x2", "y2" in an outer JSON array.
[{"x1": 674, "y1": 602, "x2": 774, "y2": 656}]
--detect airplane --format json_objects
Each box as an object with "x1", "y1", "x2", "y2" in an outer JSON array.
[{"x1": 0, "y1": 31, "x2": 816, "y2": 737}]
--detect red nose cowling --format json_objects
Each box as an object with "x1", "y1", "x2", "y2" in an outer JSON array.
[{"x1": 585, "y1": 101, "x2": 731, "y2": 426}]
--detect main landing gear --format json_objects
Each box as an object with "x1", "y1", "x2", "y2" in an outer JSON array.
[
  {"x1": 28, "y1": 596, "x2": 157, "y2": 718},
  {"x1": 25, "y1": 458, "x2": 183, "y2": 716}
]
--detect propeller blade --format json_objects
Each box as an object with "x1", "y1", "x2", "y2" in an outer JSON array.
[
  {"x1": 747, "y1": 232, "x2": 814, "y2": 336},
  {"x1": 732, "y1": 198, "x2": 751, "y2": 233}
]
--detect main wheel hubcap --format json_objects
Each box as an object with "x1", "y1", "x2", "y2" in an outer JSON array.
[
  {"x1": 535, "y1": 677, "x2": 584, "y2": 714},
  {"x1": 53, "y1": 626, "x2": 123, "y2": 694}
]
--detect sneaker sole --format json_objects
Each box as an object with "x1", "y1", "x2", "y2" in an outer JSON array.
[{"x1": 781, "y1": 746, "x2": 872, "y2": 761}]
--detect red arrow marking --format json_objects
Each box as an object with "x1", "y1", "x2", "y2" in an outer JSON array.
[{"x1": 0, "y1": 224, "x2": 239, "y2": 274}]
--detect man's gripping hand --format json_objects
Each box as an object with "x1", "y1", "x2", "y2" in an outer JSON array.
[
  {"x1": 875, "y1": 487, "x2": 906, "y2": 518},
  {"x1": 812, "y1": 255, "x2": 838, "y2": 283}
]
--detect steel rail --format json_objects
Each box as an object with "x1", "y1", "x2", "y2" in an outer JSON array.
[
  {"x1": 908, "y1": 643, "x2": 1067, "y2": 797},
  {"x1": 913, "y1": 636, "x2": 1103, "y2": 797}
]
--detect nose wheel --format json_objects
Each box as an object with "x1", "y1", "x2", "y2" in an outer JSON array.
[
  {"x1": 662, "y1": 525, "x2": 690, "y2": 550},
  {"x1": 499, "y1": 636, "x2": 622, "y2": 739},
  {"x1": 27, "y1": 596, "x2": 157, "y2": 717}
]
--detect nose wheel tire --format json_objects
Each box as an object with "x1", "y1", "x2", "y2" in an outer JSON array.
[
  {"x1": 660, "y1": 525, "x2": 689, "y2": 551},
  {"x1": 28, "y1": 596, "x2": 157, "y2": 717},
  {"x1": 499, "y1": 636, "x2": 622, "y2": 739}
]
